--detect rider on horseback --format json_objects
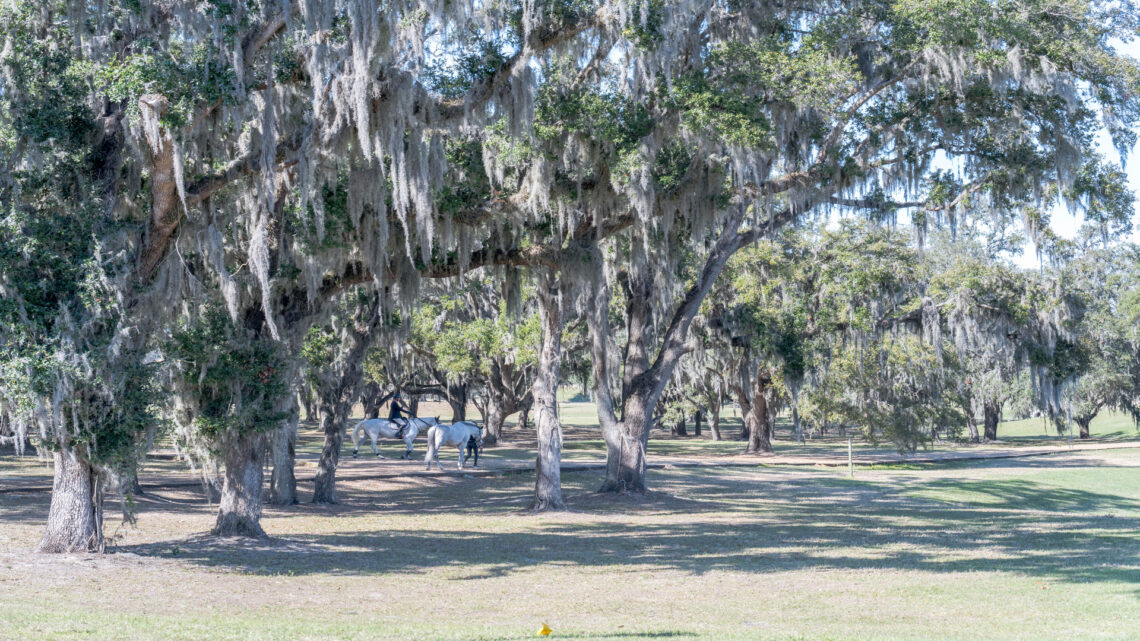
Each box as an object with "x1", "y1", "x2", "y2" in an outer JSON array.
[{"x1": 388, "y1": 392, "x2": 413, "y2": 438}]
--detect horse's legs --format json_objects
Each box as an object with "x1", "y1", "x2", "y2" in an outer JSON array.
[
  {"x1": 424, "y1": 441, "x2": 436, "y2": 471},
  {"x1": 371, "y1": 434, "x2": 383, "y2": 459},
  {"x1": 457, "y1": 445, "x2": 466, "y2": 470}
]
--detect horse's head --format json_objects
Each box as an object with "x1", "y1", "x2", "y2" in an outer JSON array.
[{"x1": 471, "y1": 427, "x2": 484, "y2": 450}]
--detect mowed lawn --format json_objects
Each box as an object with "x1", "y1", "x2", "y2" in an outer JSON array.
[{"x1": 3, "y1": 444, "x2": 1140, "y2": 640}]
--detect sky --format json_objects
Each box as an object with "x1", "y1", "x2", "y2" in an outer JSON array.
[{"x1": 1012, "y1": 38, "x2": 1140, "y2": 268}]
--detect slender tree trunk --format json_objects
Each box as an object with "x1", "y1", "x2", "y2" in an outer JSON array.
[
  {"x1": 709, "y1": 399, "x2": 722, "y2": 441},
  {"x1": 983, "y1": 400, "x2": 1001, "y2": 442},
  {"x1": 519, "y1": 403, "x2": 531, "y2": 430},
  {"x1": 311, "y1": 304, "x2": 379, "y2": 504},
  {"x1": 694, "y1": 409, "x2": 702, "y2": 437},
  {"x1": 673, "y1": 416, "x2": 688, "y2": 436},
  {"x1": 37, "y1": 449, "x2": 103, "y2": 553},
  {"x1": 531, "y1": 272, "x2": 566, "y2": 511},
  {"x1": 312, "y1": 403, "x2": 346, "y2": 504},
  {"x1": 298, "y1": 386, "x2": 317, "y2": 422},
  {"x1": 964, "y1": 401, "x2": 980, "y2": 443},
  {"x1": 269, "y1": 396, "x2": 299, "y2": 505},
  {"x1": 1077, "y1": 417, "x2": 1092, "y2": 439},
  {"x1": 213, "y1": 431, "x2": 267, "y2": 538}
]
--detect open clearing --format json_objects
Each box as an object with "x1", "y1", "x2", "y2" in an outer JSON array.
[{"x1": 3, "y1": 409, "x2": 1140, "y2": 641}]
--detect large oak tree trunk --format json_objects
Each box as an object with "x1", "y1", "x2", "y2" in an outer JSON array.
[
  {"x1": 37, "y1": 449, "x2": 102, "y2": 553},
  {"x1": 213, "y1": 432, "x2": 267, "y2": 537},
  {"x1": 531, "y1": 272, "x2": 566, "y2": 511},
  {"x1": 983, "y1": 400, "x2": 1001, "y2": 442},
  {"x1": 606, "y1": 394, "x2": 652, "y2": 493},
  {"x1": 586, "y1": 214, "x2": 749, "y2": 493}
]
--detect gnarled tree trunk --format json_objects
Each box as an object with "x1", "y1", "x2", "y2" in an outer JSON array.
[
  {"x1": 214, "y1": 431, "x2": 267, "y2": 538},
  {"x1": 37, "y1": 449, "x2": 103, "y2": 553}
]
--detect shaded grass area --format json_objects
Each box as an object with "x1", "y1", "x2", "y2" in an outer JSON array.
[{"x1": 3, "y1": 451, "x2": 1140, "y2": 640}]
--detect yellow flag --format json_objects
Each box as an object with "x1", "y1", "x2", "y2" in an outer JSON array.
[{"x1": 538, "y1": 623, "x2": 552, "y2": 636}]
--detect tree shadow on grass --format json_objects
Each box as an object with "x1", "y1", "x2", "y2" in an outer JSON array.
[{"x1": 112, "y1": 468, "x2": 1140, "y2": 592}]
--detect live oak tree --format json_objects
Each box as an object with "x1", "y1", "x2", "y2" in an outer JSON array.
[
  {"x1": 1, "y1": 0, "x2": 613, "y2": 538},
  {"x1": 3, "y1": 0, "x2": 1139, "y2": 541},
  {"x1": 405, "y1": 276, "x2": 540, "y2": 443},
  {"x1": 302, "y1": 289, "x2": 387, "y2": 504},
  {"x1": 1054, "y1": 244, "x2": 1140, "y2": 437}
]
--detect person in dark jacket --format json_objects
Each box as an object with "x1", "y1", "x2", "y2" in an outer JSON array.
[{"x1": 388, "y1": 392, "x2": 412, "y2": 438}]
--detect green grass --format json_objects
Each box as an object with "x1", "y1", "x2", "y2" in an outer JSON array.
[{"x1": 3, "y1": 449, "x2": 1140, "y2": 640}]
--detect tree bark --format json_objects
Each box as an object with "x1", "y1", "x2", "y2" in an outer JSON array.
[
  {"x1": 213, "y1": 431, "x2": 267, "y2": 538},
  {"x1": 983, "y1": 400, "x2": 1001, "y2": 442},
  {"x1": 312, "y1": 298, "x2": 382, "y2": 503},
  {"x1": 484, "y1": 394, "x2": 507, "y2": 445},
  {"x1": 673, "y1": 416, "x2": 688, "y2": 436},
  {"x1": 269, "y1": 396, "x2": 299, "y2": 505},
  {"x1": 709, "y1": 398, "x2": 722, "y2": 441},
  {"x1": 745, "y1": 371, "x2": 773, "y2": 453},
  {"x1": 37, "y1": 449, "x2": 103, "y2": 553},
  {"x1": 1077, "y1": 416, "x2": 1092, "y2": 439},
  {"x1": 445, "y1": 379, "x2": 468, "y2": 422},
  {"x1": 693, "y1": 409, "x2": 702, "y2": 437},
  {"x1": 964, "y1": 401, "x2": 980, "y2": 443},
  {"x1": 531, "y1": 271, "x2": 567, "y2": 511},
  {"x1": 312, "y1": 403, "x2": 347, "y2": 503},
  {"x1": 361, "y1": 382, "x2": 383, "y2": 419}
]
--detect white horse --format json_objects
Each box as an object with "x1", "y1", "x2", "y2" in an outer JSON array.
[
  {"x1": 424, "y1": 421, "x2": 483, "y2": 471},
  {"x1": 351, "y1": 417, "x2": 441, "y2": 460}
]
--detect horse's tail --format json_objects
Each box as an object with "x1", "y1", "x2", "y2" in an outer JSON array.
[{"x1": 350, "y1": 420, "x2": 365, "y2": 447}]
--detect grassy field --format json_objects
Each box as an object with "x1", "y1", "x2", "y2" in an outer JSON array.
[{"x1": 3, "y1": 441, "x2": 1140, "y2": 639}]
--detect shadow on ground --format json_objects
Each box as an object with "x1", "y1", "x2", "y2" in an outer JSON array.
[{"x1": 77, "y1": 465, "x2": 1140, "y2": 590}]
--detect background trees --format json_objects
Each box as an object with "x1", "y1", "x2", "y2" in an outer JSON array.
[{"x1": 0, "y1": 0, "x2": 1137, "y2": 549}]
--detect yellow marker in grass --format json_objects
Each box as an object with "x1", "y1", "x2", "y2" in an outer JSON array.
[{"x1": 538, "y1": 623, "x2": 552, "y2": 636}]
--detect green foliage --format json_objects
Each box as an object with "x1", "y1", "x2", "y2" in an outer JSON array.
[
  {"x1": 167, "y1": 308, "x2": 290, "y2": 444},
  {"x1": 535, "y1": 85, "x2": 653, "y2": 156}
]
